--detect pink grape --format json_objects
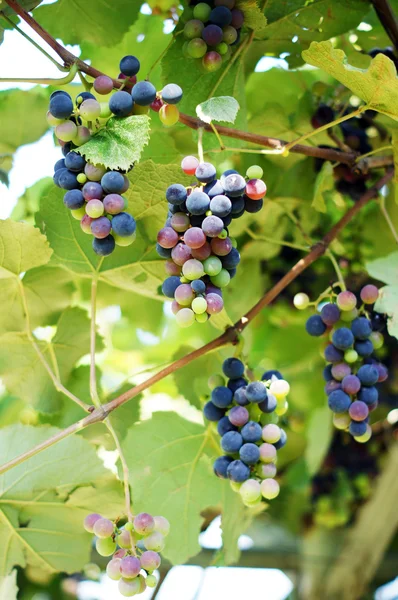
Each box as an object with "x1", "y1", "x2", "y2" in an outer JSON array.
[
  {"x1": 93, "y1": 517, "x2": 114, "y2": 538},
  {"x1": 91, "y1": 216, "x2": 111, "y2": 239},
  {"x1": 120, "y1": 556, "x2": 141, "y2": 579},
  {"x1": 117, "y1": 529, "x2": 131, "y2": 549},
  {"x1": 157, "y1": 227, "x2": 179, "y2": 249},
  {"x1": 229, "y1": 406, "x2": 249, "y2": 426},
  {"x1": 106, "y1": 558, "x2": 122, "y2": 580},
  {"x1": 349, "y1": 400, "x2": 369, "y2": 421},
  {"x1": 174, "y1": 284, "x2": 194, "y2": 306},
  {"x1": 94, "y1": 75, "x2": 114, "y2": 95},
  {"x1": 261, "y1": 463, "x2": 277, "y2": 479},
  {"x1": 153, "y1": 516, "x2": 170, "y2": 536},
  {"x1": 80, "y1": 99, "x2": 101, "y2": 120},
  {"x1": 140, "y1": 550, "x2": 161, "y2": 571},
  {"x1": 331, "y1": 362, "x2": 351, "y2": 381},
  {"x1": 73, "y1": 125, "x2": 91, "y2": 145},
  {"x1": 181, "y1": 155, "x2": 199, "y2": 175},
  {"x1": 175, "y1": 307, "x2": 195, "y2": 327},
  {"x1": 262, "y1": 424, "x2": 281, "y2": 443},
  {"x1": 171, "y1": 300, "x2": 181, "y2": 314},
  {"x1": 245, "y1": 179, "x2": 267, "y2": 200},
  {"x1": 171, "y1": 243, "x2": 192, "y2": 266},
  {"x1": 182, "y1": 258, "x2": 205, "y2": 280},
  {"x1": 206, "y1": 293, "x2": 224, "y2": 314},
  {"x1": 337, "y1": 291, "x2": 357, "y2": 311},
  {"x1": 184, "y1": 227, "x2": 206, "y2": 249},
  {"x1": 84, "y1": 163, "x2": 106, "y2": 182},
  {"x1": 260, "y1": 478, "x2": 280, "y2": 500},
  {"x1": 360, "y1": 284, "x2": 379, "y2": 304},
  {"x1": 55, "y1": 120, "x2": 77, "y2": 142},
  {"x1": 171, "y1": 213, "x2": 190, "y2": 232},
  {"x1": 211, "y1": 237, "x2": 232, "y2": 256},
  {"x1": 202, "y1": 215, "x2": 224, "y2": 237},
  {"x1": 133, "y1": 512, "x2": 155, "y2": 535},
  {"x1": 259, "y1": 443, "x2": 277, "y2": 463},
  {"x1": 165, "y1": 260, "x2": 180, "y2": 276},
  {"x1": 342, "y1": 375, "x2": 361, "y2": 395},
  {"x1": 103, "y1": 194, "x2": 125, "y2": 214},
  {"x1": 81, "y1": 214, "x2": 94, "y2": 234},
  {"x1": 114, "y1": 548, "x2": 127, "y2": 559},
  {"x1": 83, "y1": 513, "x2": 101, "y2": 533},
  {"x1": 118, "y1": 578, "x2": 140, "y2": 596},
  {"x1": 191, "y1": 241, "x2": 211, "y2": 260}
]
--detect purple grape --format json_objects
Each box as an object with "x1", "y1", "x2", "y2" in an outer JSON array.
[
  {"x1": 325, "y1": 379, "x2": 341, "y2": 395},
  {"x1": 376, "y1": 363, "x2": 388, "y2": 382},
  {"x1": 93, "y1": 75, "x2": 114, "y2": 95},
  {"x1": 83, "y1": 181, "x2": 103, "y2": 201},
  {"x1": 184, "y1": 227, "x2": 206, "y2": 249},
  {"x1": 93, "y1": 517, "x2": 114, "y2": 538},
  {"x1": 320, "y1": 303, "x2": 341, "y2": 326},
  {"x1": 191, "y1": 241, "x2": 211, "y2": 259},
  {"x1": 103, "y1": 194, "x2": 125, "y2": 215},
  {"x1": 202, "y1": 215, "x2": 224, "y2": 237},
  {"x1": 140, "y1": 550, "x2": 161, "y2": 572},
  {"x1": 206, "y1": 293, "x2": 224, "y2": 314},
  {"x1": 157, "y1": 227, "x2": 179, "y2": 249},
  {"x1": 210, "y1": 194, "x2": 232, "y2": 217},
  {"x1": 202, "y1": 24, "x2": 223, "y2": 46},
  {"x1": 349, "y1": 400, "x2": 369, "y2": 421},
  {"x1": 120, "y1": 556, "x2": 141, "y2": 579},
  {"x1": 133, "y1": 512, "x2": 155, "y2": 535},
  {"x1": 211, "y1": 237, "x2": 232, "y2": 256},
  {"x1": 174, "y1": 283, "x2": 194, "y2": 306},
  {"x1": 171, "y1": 243, "x2": 192, "y2": 266},
  {"x1": 341, "y1": 374, "x2": 361, "y2": 395},
  {"x1": 331, "y1": 362, "x2": 351, "y2": 381},
  {"x1": 234, "y1": 387, "x2": 249, "y2": 406},
  {"x1": 229, "y1": 405, "x2": 249, "y2": 426},
  {"x1": 231, "y1": 8, "x2": 244, "y2": 28},
  {"x1": 91, "y1": 216, "x2": 112, "y2": 239},
  {"x1": 324, "y1": 344, "x2": 344, "y2": 363},
  {"x1": 83, "y1": 513, "x2": 101, "y2": 533}
]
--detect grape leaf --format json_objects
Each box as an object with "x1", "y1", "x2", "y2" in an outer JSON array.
[
  {"x1": 366, "y1": 252, "x2": 398, "y2": 340},
  {"x1": 172, "y1": 346, "x2": 224, "y2": 409},
  {"x1": 0, "y1": 168, "x2": 9, "y2": 186},
  {"x1": 0, "y1": 88, "x2": 49, "y2": 150},
  {"x1": 305, "y1": 405, "x2": 333, "y2": 475},
  {"x1": 0, "y1": 220, "x2": 52, "y2": 279},
  {"x1": 196, "y1": 96, "x2": 240, "y2": 125},
  {"x1": 12, "y1": 177, "x2": 52, "y2": 222},
  {"x1": 0, "y1": 424, "x2": 123, "y2": 576},
  {"x1": 0, "y1": 569, "x2": 18, "y2": 599},
  {"x1": 392, "y1": 130, "x2": 398, "y2": 204},
  {"x1": 76, "y1": 115, "x2": 150, "y2": 172},
  {"x1": 236, "y1": 0, "x2": 267, "y2": 33},
  {"x1": 34, "y1": 0, "x2": 140, "y2": 47},
  {"x1": 220, "y1": 485, "x2": 259, "y2": 565},
  {"x1": 312, "y1": 162, "x2": 344, "y2": 212},
  {"x1": 122, "y1": 413, "x2": 226, "y2": 564},
  {"x1": 366, "y1": 251, "x2": 398, "y2": 286},
  {"x1": 302, "y1": 42, "x2": 398, "y2": 120}
]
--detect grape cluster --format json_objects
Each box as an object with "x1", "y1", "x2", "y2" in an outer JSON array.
[
  {"x1": 157, "y1": 159, "x2": 267, "y2": 326},
  {"x1": 203, "y1": 358, "x2": 289, "y2": 507},
  {"x1": 83, "y1": 511, "x2": 170, "y2": 596},
  {"x1": 183, "y1": 0, "x2": 245, "y2": 72},
  {"x1": 296, "y1": 285, "x2": 388, "y2": 442}
]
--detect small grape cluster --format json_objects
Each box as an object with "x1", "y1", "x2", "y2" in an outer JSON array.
[
  {"x1": 158, "y1": 159, "x2": 266, "y2": 326},
  {"x1": 295, "y1": 285, "x2": 388, "y2": 442},
  {"x1": 203, "y1": 358, "x2": 289, "y2": 507},
  {"x1": 183, "y1": 0, "x2": 244, "y2": 72},
  {"x1": 83, "y1": 511, "x2": 170, "y2": 596}
]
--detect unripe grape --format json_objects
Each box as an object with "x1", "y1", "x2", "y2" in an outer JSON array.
[
  {"x1": 140, "y1": 550, "x2": 161, "y2": 571},
  {"x1": 99, "y1": 102, "x2": 112, "y2": 118},
  {"x1": 203, "y1": 256, "x2": 222, "y2": 276},
  {"x1": 117, "y1": 528, "x2": 131, "y2": 549},
  {"x1": 184, "y1": 19, "x2": 204, "y2": 39},
  {"x1": 360, "y1": 284, "x2": 379, "y2": 304},
  {"x1": 293, "y1": 292, "x2": 310, "y2": 310},
  {"x1": 153, "y1": 516, "x2": 170, "y2": 536},
  {"x1": 86, "y1": 199, "x2": 104, "y2": 218},
  {"x1": 159, "y1": 104, "x2": 180, "y2": 127},
  {"x1": 188, "y1": 38, "x2": 207, "y2": 58},
  {"x1": 83, "y1": 513, "x2": 101, "y2": 533},
  {"x1": 84, "y1": 162, "x2": 106, "y2": 182},
  {"x1": 341, "y1": 308, "x2": 358, "y2": 322},
  {"x1": 269, "y1": 379, "x2": 290, "y2": 399},
  {"x1": 143, "y1": 531, "x2": 165, "y2": 552},
  {"x1": 171, "y1": 213, "x2": 190, "y2": 233},
  {"x1": 176, "y1": 307, "x2": 195, "y2": 327},
  {"x1": 93, "y1": 517, "x2": 114, "y2": 538},
  {"x1": 95, "y1": 536, "x2": 116, "y2": 556},
  {"x1": 182, "y1": 258, "x2": 205, "y2": 280},
  {"x1": 114, "y1": 232, "x2": 136, "y2": 246},
  {"x1": 80, "y1": 99, "x2": 101, "y2": 120},
  {"x1": 47, "y1": 111, "x2": 63, "y2": 126},
  {"x1": 222, "y1": 25, "x2": 237, "y2": 44},
  {"x1": 196, "y1": 312, "x2": 208, "y2": 323},
  {"x1": 71, "y1": 206, "x2": 86, "y2": 220},
  {"x1": 133, "y1": 512, "x2": 155, "y2": 535},
  {"x1": 261, "y1": 463, "x2": 277, "y2": 479},
  {"x1": 354, "y1": 424, "x2": 372, "y2": 443},
  {"x1": 262, "y1": 424, "x2": 281, "y2": 443},
  {"x1": 77, "y1": 173, "x2": 87, "y2": 184},
  {"x1": 94, "y1": 75, "x2": 114, "y2": 95},
  {"x1": 246, "y1": 165, "x2": 263, "y2": 179},
  {"x1": 260, "y1": 478, "x2": 280, "y2": 500},
  {"x1": 337, "y1": 291, "x2": 357, "y2": 311},
  {"x1": 73, "y1": 125, "x2": 91, "y2": 146},
  {"x1": 239, "y1": 479, "x2": 261, "y2": 502},
  {"x1": 146, "y1": 574, "x2": 157, "y2": 588},
  {"x1": 192, "y1": 297, "x2": 207, "y2": 314},
  {"x1": 202, "y1": 51, "x2": 222, "y2": 72},
  {"x1": 275, "y1": 400, "x2": 288, "y2": 416},
  {"x1": 215, "y1": 42, "x2": 229, "y2": 55},
  {"x1": 193, "y1": 2, "x2": 211, "y2": 21},
  {"x1": 210, "y1": 268, "x2": 230, "y2": 288},
  {"x1": 174, "y1": 284, "x2": 194, "y2": 306},
  {"x1": 259, "y1": 443, "x2": 277, "y2": 463},
  {"x1": 118, "y1": 577, "x2": 140, "y2": 596},
  {"x1": 55, "y1": 121, "x2": 77, "y2": 142},
  {"x1": 91, "y1": 216, "x2": 111, "y2": 239},
  {"x1": 120, "y1": 556, "x2": 141, "y2": 579},
  {"x1": 370, "y1": 331, "x2": 383, "y2": 349},
  {"x1": 333, "y1": 412, "x2": 350, "y2": 430},
  {"x1": 344, "y1": 349, "x2": 359, "y2": 363},
  {"x1": 106, "y1": 558, "x2": 122, "y2": 580},
  {"x1": 125, "y1": 521, "x2": 135, "y2": 532}
]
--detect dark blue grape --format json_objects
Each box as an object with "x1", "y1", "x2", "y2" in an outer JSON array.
[
  {"x1": 241, "y1": 421, "x2": 262, "y2": 443},
  {"x1": 222, "y1": 173, "x2": 246, "y2": 197},
  {"x1": 358, "y1": 386, "x2": 378, "y2": 405},
  {"x1": 323, "y1": 364, "x2": 333, "y2": 381},
  {"x1": 49, "y1": 94, "x2": 73, "y2": 119},
  {"x1": 120, "y1": 55, "x2": 140, "y2": 76},
  {"x1": 349, "y1": 420, "x2": 367, "y2": 437},
  {"x1": 101, "y1": 171, "x2": 125, "y2": 194},
  {"x1": 61, "y1": 142, "x2": 73, "y2": 157},
  {"x1": 57, "y1": 169, "x2": 80, "y2": 190},
  {"x1": 239, "y1": 443, "x2": 260, "y2": 465},
  {"x1": 222, "y1": 357, "x2": 244, "y2": 379},
  {"x1": 354, "y1": 339, "x2": 374, "y2": 357},
  {"x1": 234, "y1": 387, "x2": 249, "y2": 406},
  {"x1": 63, "y1": 189, "x2": 84, "y2": 209},
  {"x1": 64, "y1": 151, "x2": 86, "y2": 172},
  {"x1": 204, "y1": 179, "x2": 224, "y2": 198},
  {"x1": 357, "y1": 365, "x2": 379, "y2": 386},
  {"x1": 221, "y1": 431, "x2": 243, "y2": 453},
  {"x1": 161, "y1": 84, "x2": 183, "y2": 105},
  {"x1": 227, "y1": 377, "x2": 247, "y2": 393},
  {"x1": 166, "y1": 183, "x2": 188, "y2": 205},
  {"x1": 244, "y1": 197, "x2": 263, "y2": 213},
  {"x1": 156, "y1": 243, "x2": 172, "y2": 258},
  {"x1": 230, "y1": 196, "x2": 245, "y2": 214},
  {"x1": 328, "y1": 389, "x2": 351, "y2": 412},
  {"x1": 210, "y1": 195, "x2": 231, "y2": 217},
  {"x1": 191, "y1": 280, "x2": 206, "y2": 294},
  {"x1": 50, "y1": 90, "x2": 70, "y2": 100},
  {"x1": 262, "y1": 370, "x2": 283, "y2": 381},
  {"x1": 351, "y1": 317, "x2": 372, "y2": 340},
  {"x1": 195, "y1": 162, "x2": 217, "y2": 183},
  {"x1": 273, "y1": 429, "x2": 287, "y2": 449},
  {"x1": 222, "y1": 214, "x2": 232, "y2": 226},
  {"x1": 202, "y1": 24, "x2": 223, "y2": 46},
  {"x1": 54, "y1": 158, "x2": 66, "y2": 172},
  {"x1": 228, "y1": 268, "x2": 237, "y2": 279},
  {"x1": 227, "y1": 459, "x2": 250, "y2": 482},
  {"x1": 220, "y1": 169, "x2": 238, "y2": 184},
  {"x1": 162, "y1": 276, "x2": 181, "y2": 298},
  {"x1": 186, "y1": 190, "x2": 210, "y2": 215},
  {"x1": 246, "y1": 381, "x2": 267, "y2": 403},
  {"x1": 213, "y1": 455, "x2": 233, "y2": 478},
  {"x1": 210, "y1": 6, "x2": 232, "y2": 26},
  {"x1": 109, "y1": 91, "x2": 133, "y2": 117},
  {"x1": 306, "y1": 315, "x2": 327, "y2": 337},
  {"x1": 320, "y1": 303, "x2": 340, "y2": 326},
  {"x1": 221, "y1": 247, "x2": 240, "y2": 269},
  {"x1": 112, "y1": 212, "x2": 136, "y2": 237},
  {"x1": 190, "y1": 214, "x2": 205, "y2": 228},
  {"x1": 217, "y1": 416, "x2": 238, "y2": 436},
  {"x1": 325, "y1": 380, "x2": 342, "y2": 395},
  {"x1": 211, "y1": 386, "x2": 233, "y2": 408},
  {"x1": 231, "y1": 208, "x2": 245, "y2": 219},
  {"x1": 93, "y1": 235, "x2": 115, "y2": 256},
  {"x1": 324, "y1": 344, "x2": 344, "y2": 363},
  {"x1": 258, "y1": 393, "x2": 277, "y2": 413},
  {"x1": 203, "y1": 400, "x2": 225, "y2": 421},
  {"x1": 332, "y1": 327, "x2": 354, "y2": 350},
  {"x1": 131, "y1": 81, "x2": 157, "y2": 106}
]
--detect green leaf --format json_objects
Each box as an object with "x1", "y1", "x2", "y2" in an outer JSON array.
[
  {"x1": 34, "y1": 0, "x2": 140, "y2": 47},
  {"x1": 305, "y1": 405, "x2": 333, "y2": 476},
  {"x1": 366, "y1": 251, "x2": 398, "y2": 285},
  {"x1": 12, "y1": 177, "x2": 52, "y2": 222},
  {"x1": 0, "y1": 219, "x2": 52, "y2": 279},
  {"x1": 392, "y1": 130, "x2": 398, "y2": 203},
  {"x1": 312, "y1": 162, "x2": 344, "y2": 212},
  {"x1": 0, "y1": 569, "x2": 18, "y2": 599},
  {"x1": 77, "y1": 115, "x2": 150, "y2": 172},
  {"x1": 374, "y1": 285, "x2": 398, "y2": 340},
  {"x1": 221, "y1": 486, "x2": 259, "y2": 565},
  {"x1": 236, "y1": 0, "x2": 267, "y2": 33},
  {"x1": 122, "y1": 413, "x2": 226, "y2": 564},
  {"x1": 0, "y1": 307, "x2": 103, "y2": 413},
  {"x1": 172, "y1": 346, "x2": 223, "y2": 409},
  {"x1": 196, "y1": 96, "x2": 240, "y2": 125},
  {"x1": 302, "y1": 41, "x2": 398, "y2": 120},
  {"x1": 0, "y1": 424, "x2": 122, "y2": 576},
  {"x1": 0, "y1": 88, "x2": 49, "y2": 150},
  {"x1": 0, "y1": 168, "x2": 9, "y2": 186}
]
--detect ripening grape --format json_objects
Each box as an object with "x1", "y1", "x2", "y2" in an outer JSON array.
[
  {"x1": 94, "y1": 75, "x2": 114, "y2": 95},
  {"x1": 245, "y1": 179, "x2": 267, "y2": 200},
  {"x1": 184, "y1": 227, "x2": 206, "y2": 249},
  {"x1": 360, "y1": 284, "x2": 379, "y2": 304},
  {"x1": 153, "y1": 516, "x2": 170, "y2": 537},
  {"x1": 337, "y1": 290, "x2": 357, "y2": 311},
  {"x1": 91, "y1": 216, "x2": 112, "y2": 239},
  {"x1": 159, "y1": 104, "x2": 180, "y2": 126},
  {"x1": 175, "y1": 308, "x2": 195, "y2": 327},
  {"x1": 143, "y1": 531, "x2": 165, "y2": 552},
  {"x1": 80, "y1": 99, "x2": 101, "y2": 120},
  {"x1": 106, "y1": 558, "x2": 122, "y2": 581},
  {"x1": 206, "y1": 293, "x2": 224, "y2": 314},
  {"x1": 260, "y1": 478, "x2": 280, "y2": 500},
  {"x1": 203, "y1": 51, "x2": 223, "y2": 72},
  {"x1": 93, "y1": 517, "x2": 114, "y2": 538},
  {"x1": 261, "y1": 463, "x2": 277, "y2": 478},
  {"x1": 262, "y1": 424, "x2": 281, "y2": 443},
  {"x1": 117, "y1": 529, "x2": 131, "y2": 549},
  {"x1": 181, "y1": 155, "x2": 199, "y2": 175},
  {"x1": 84, "y1": 513, "x2": 101, "y2": 533},
  {"x1": 55, "y1": 121, "x2": 77, "y2": 142},
  {"x1": 96, "y1": 536, "x2": 116, "y2": 556},
  {"x1": 171, "y1": 213, "x2": 190, "y2": 232},
  {"x1": 171, "y1": 243, "x2": 192, "y2": 265},
  {"x1": 182, "y1": 258, "x2": 205, "y2": 280},
  {"x1": 120, "y1": 556, "x2": 141, "y2": 579},
  {"x1": 192, "y1": 297, "x2": 207, "y2": 314},
  {"x1": 133, "y1": 512, "x2": 155, "y2": 535},
  {"x1": 157, "y1": 227, "x2": 179, "y2": 249},
  {"x1": 259, "y1": 443, "x2": 277, "y2": 463},
  {"x1": 86, "y1": 199, "x2": 104, "y2": 218},
  {"x1": 103, "y1": 194, "x2": 125, "y2": 215},
  {"x1": 140, "y1": 550, "x2": 161, "y2": 571}
]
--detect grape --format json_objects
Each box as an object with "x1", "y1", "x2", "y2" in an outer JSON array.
[
  {"x1": 191, "y1": 279, "x2": 206, "y2": 294},
  {"x1": 360, "y1": 284, "x2": 379, "y2": 304},
  {"x1": 261, "y1": 463, "x2": 277, "y2": 478},
  {"x1": 184, "y1": 227, "x2": 207, "y2": 249},
  {"x1": 259, "y1": 443, "x2": 277, "y2": 463},
  {"x1": 229, "y1": 405, "x2": 249, "y2": 426},
  {"x1": 174, "y1": 283, "x2": 195, "y2": 306},
  {"x1": 187, "y1": 190, "x2": 211, "y2": 215},
  {"x1": 47, "y1": 111, "x2": 64, "y2": 126},
  {"x1": 262, "y1": 424, "x2": 281, "y2": 443},
  {"x1": 101, "y1": 171, "x2": 125, "y2": 194},
  {"x1": 153, "y1": 516, "x2": 170, "y2": 537},
  {"x1": 212, "y1": 386, "x2": 233, "y2": 408},
  {"x1": 184, "y1": 19, "x2": 205, "y2": 39},
  {"x1": 342, "y1": 374, "x2": 361, "y2": 395},
  {"x1": 166, "y1": 185, "x2": 187, "y2": 208},
  {"x1": 320, "y1": 303, "x2": 341, "y2": 326},
  {"x1": 215, "y1": 0, "x2": 235, "y2": 7},
  {"x1": 305, "y1": 315, "x2": 327, "y2": 336},
  {"x1": 161, "y1": 84, "x2": 183, "y2": 105},
  {"x1": 370, "y1": 331, "x2": 383, "y2": 349},
  {"x1": 159, "y1": 104, "x2": 180, "y2": 126},
  {"x1": 182, "y1": 258, "x2": 205, "y2": 280},
  {"x1": 181, "y1": 156, "x2": 199, "y2": 175},
  {"x1": 55, "y1": 121, "x2": 77, "y2": 142},
  {"x1": 246, "y1": 165, "x2": 263, "y2": 179},
  {"x1": 111, "y1": 212, "x2": 136, "y2": 237},
  {"x1": 210, "y1": 6, "x2": 232, "y2": 26},
  {"x1": 170, "y1": 213, "x2": 190, "y2": 233},
  {"x1": 222, "y1": 25, "x2": 238, "y2": 44},
  {"x1": 221, "y1": 247, "x2": 240, "y2": 269},
  {"x1": 351, "y1": 317, "x2": 372, "y2": 340},
  {"x1": 203, "y1": 256, "x2": 222, "y2": 277},
  {"x1": 171, "y1": 245, "x2": 191, "y2": 267},
  {"x1": 54, "y1": 158, "x2": 66, "y2": 172},
  {"x1": 157, "y1": 244, "x2": 172, "y2": 258},
  {"x1": 202, "y1": 50, "x2": 222, "y2": 71},
  {"x1": 340, "y1": 308, "x2": 358, "y2": 322},
  {"x1": 349, "y1": 400, "x2": 369, "y2": 422},
  {"x1": 109, "y1": 91, "x2": 133, "y2": 117},
  {"x1": 349, "y1": 420, "x2": 367, "y2": 437},
  {"x1": 96, "y1": 536, "x2": 116, "y2": 556},
  {"x1": 107, "y1": 558, "x2": 122, "y2": 580},
  {"x1": 150, "y1": 97, "x2": 164, "y2": 112},
  {"x1": 56, "y1": 169, "x2": 80, "y2": 190},
  {"x1": 209, "y1": 195, "x2": 232, "y2": 217},
  {"x1": 193, "y1": 2, "x2": 211, "y2": 21},
  {"x1": 202, "y1": 215, "x2": 224, "y2": 237},
  {"x1": 239, "y1": 443, "x2": 260, "y2": 465},
  {"x1": 332, "y1": 327, "x2": 354, "y2": 350},
  {"x1": 337, "y1": 291, "x2": 357, "y2": 311},
  {"x1": 80, "y1": 99, "x2": 101, "y2": 120},
  {"x1": 49, "y1": 93, "x2": 73, "y2": 119},
  {"x1": 83, "y1": 513, "x2": 101, "y2": 533},
  {"x1": 228, "y1": 377, "x2": 247, "y2": 393},
  {"x1": 171, "y1": 300, "x2": 181, "y2": 314},
  {"x1": 354, "y1": 339, "x2": 374, "y2": 357},
  {"x1": 214, "y1": 455, "x2": 233, "y2": 478},
  {"x1": 227, "y1": 459, "x2": 250, "y2": 482},
  {"x1": 344, "y1": 349, "x2": 358, "y2": 363},
  {"x1": 91, "y1": 216, "x2": 112, "y2": 239},
  {"x1": 162, "y1": 276, "x2": 181, "y2": 298},
  {"x1": 131, "y1": 81, "x2": 157, "y2": 106},
  {"x1": 133, "y1": 512, "x2": 154, "y2": 536},
  {"x1": 217, "y1": 416, "x2": 237, "y2": 436},
  {"x1": 202, "y1": 24, "x2": 223, "y2": 46},
  {"x1": 77, "y1": 173, "x2": 87, "y2": 184},
  {"x1": 358, "y1": 386, "x2": 378, "y2": 405},
  {"x1": 239, "y1": 479, "x2": 261, "y2": 502},
  {"x1": 157, "y1": 227, "x2": 179, "y2": 249},
  {"x1": 93, "y1": 235, "x2": 116, "y2": 256},
  {"x1": 221, "y1": 173, "x2": 245, "y2": 197},
  {"x1": 194, "y1": 163, "x2": 216, "y2": 184},
  {"x1": 83, "y1": 181, "x2": 103, "y2": 201},
  {"x1": 221, "y1": 431, "x2": 243, "y2": 453},
  {"x1": 210, "y1": 237, "x2": 232, "y2": 257},
  {"x1": 245, "y1": 179, "x2": 267, "y2": 200},
  {"x1": 192, "y1": 296, "x2": 207, "y2": 314},
  {"x1": 324, "y1": 344, "x2": 344, "y2": 363},
  {"x1": 176, "y1": 307, "x2": 196, "y2": 327},
  {"x1": 114, "y1": 232, "x2": 136, "y2": 247},
  {"x1": 357, "y1": 364, "x2": 379, "y2": 386},
  {"x1": 258, "y1": 393, "x2": 277, "y2": 413},
  {"x1": 143, "y1": 531, "x2": 165, "y2": 552},
  {"x1": 76, "y1": 91, "x2": 96, "y2": 105},
  {"x1": 331, "y1": 362, "x2": 351, "y2": 381},
  {"x1": 333, "y1": 412, "x2": 350, "y2": 430},
  {"x1": 293, "y1": 292, "x2": 310, "y2": 310},
  {"x1": 86, "y1": 199, "x2": 104, "y2": 218},
  {"x1": 231, "y1": 8, "x2": 244, "y2": 28},
  {"x1": 210, "y1": 268, "x2": 230, "y2": 288},
  {"x1": 117, "y1": 529, "x2": 131, "y2": 549},
  {"x1": 206, "y1": 292, "x2": 224, "y2": 314},
  {"x1": 216, "y1": 42, "x2": 229, "y2": 55},
  {"x1": 140, "y1": 550, "x2": 161, "y2": 572},
  {"x1": 63, "y1": 189, "x2": 84, "y2": 210},
  {"x1": 328, "y1": 389, "x2": 351, "y2": 412},
  {"x1": 261, "y1": 478, "x2": 280, "y2": 500},
  {"x1": 64, "y1": 151, "x2": 85, "y2": 172},
  {"x1": 103, "y1": 194, "x2": 124, "y2": 215},
  {"x1": 120, "y1": 55, "x2": 140, "y2": 76},
  {"x1": 323, "y1": 365, "x2": 333, "y2": 381},
  {"x1": 94, "y1": 75, "x2": 114, "y2": 95},
  {"x1": 73, "y1": 125, "x2": 91, "y2": 146},
  {"x1": 118, "y1": 578, "x2": 140, "y2": 597},
  {"x1": 375, "y1": 363, "x2": 388, "y2": 382},
  {"x1": 241, "y1": 421, "x2": 262, "y2": 443},
  {"x1": 71, "y1": 207, "x2": 86, "y2": 220},
  {"x1": 203, "y1": 400, "x2": 226, "y2": 421}
]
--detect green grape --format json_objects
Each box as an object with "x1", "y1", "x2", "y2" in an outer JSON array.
[
  {"x1": 159, "y1": 104, "x2": 180, "y2": 127},
  {"x1": 95, "y1": 536, "x2": 116, "y2": 556},
  {"x1": 114, "y1": 232, "x2": 136, "y2": 247},
  {"x1": 239, "y1": 479, "x2": 261, "y2": 503},
  {"x1": 118, "y1": 578, "x2": 140, "y2": 597},
  {"x1": 193, "y1": 2, "x2": 211, "y2": 21},
  {"x1": 333, "y1": 412, "x2": 350, "y2": 430},
  {"x1": 210, "y1": 268, "x2": 230, "y2": 288},
  {"x1": 146, "y1": 574, "x2": 157, "y2": 588},
  {"x1": 293, "y1": 292, "x2": 310, "y2": 310},
  {"x1": 184, "y1": 19, "x2": 204, "y2": 40},
  {"x1": 46, "y1": 111, "x2": 64, "y2": 126},
  {"x1": 71, "y1": 206, "x2": 86, "y2": 220},
  {"x1": 175, "y1": 308, "x2": 195, "y2": 328},
  {"x1": 86, "y1": 199, "x2": 104, "y2": 218},
  {"x1": 370, "y1": 331, "x2": 383, "y2": 349},
  {"x1": 77, "y1": 173, "x2": 87, "y2": 184},
  {"x1": 203, "y1": 256, "x2": 222, "y2": 276},
  {"x1": 132, "y1": 104, "x2": 150, "y2": 115},
  {"x1": 195, "y1": 312, "x2": 208, "y2": 323},
  {"x1": 124, "y1": 521, "x2": 134, "y2": 532},
  {"x1": 344, "y1": 349, "x2": 358, "y2": 363},
  {"x1": 260, "y1": 478, "x2": 280, "y2": 500},
  {"x1": 100, "y1": 102, "x2": 112, "y2": 118},
  {"x1": 80, "y1": 99, "x2": 101, "y2": 120},
  {"x1": 242, "y1": 496, "x2": 263, "y2": 508},
  {"x1": 192, "y1": 296, "x2": 207, "y2": 314},
  {"x1": 208, "y1": 373, "x2": 225, "y2": 389},
  {"x1": 55, "y1": 120, "x2": 77, "y2": 142},
  {"x1": 246, "y1": 165, "x2": 264, "y2": 179},
  {"x1": 143, "y1": 531, "x2": 165, "y2": 552},
  {"x1": 340, "y1": 307, "x2": 358, "y2": 322},
  {"x1": 187, "y1": 38, "x2": 207, "y2": 58},
  {"x1": 182, "y1": 258, "x2": 205, "y2": 280},
  {"x1": 218, "y1": 229, "x2": 228, "y2": 239},
  {"x1": 230, "y1": 480, "x2": 242, "y2": 492},
  {"x1": 215, "y1": 42, "x2": 229, "y2": 56}
]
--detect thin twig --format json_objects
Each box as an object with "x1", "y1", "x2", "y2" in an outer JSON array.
[
  {"x1": 379, "y1": 195, "x2": 398, "y2": 244},
  {"x1": 326, "y1": 249, "x2": 346, "y2": 291},
  {"x1": 90, "y1": 276, "x2": 101, "y2": 407},
  {"x1": 371, "y1": 0, "x2": 398, "y2": 52},
  {"x1": 105, "y1": 419, "x2": 133, "y2": 522},
  {"x1": 245, "y1": 228, "x2": 309, "y2": 251}
]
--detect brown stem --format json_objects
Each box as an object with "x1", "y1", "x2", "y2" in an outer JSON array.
[
  {"x1": 0, "y1": 170, "x2": 391, "y2": 476},
  {"x1": 371, "y1": 0, "x2": 398, "y2": 53}
]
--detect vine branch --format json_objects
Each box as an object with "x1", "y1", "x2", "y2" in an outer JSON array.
[
  {"x1": 371, "y1": 0, "x2": 398, "y2": 53},
  {"x1": 0, "y1": 169, "x2": 392, "y2": 476}
]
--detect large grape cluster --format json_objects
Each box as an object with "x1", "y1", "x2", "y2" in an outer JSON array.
[
  {"x1": 158, "y1": 159, "x2": 267, "y2": 326},
  {"x1": 296, "y1": 285, "x2": 388, "y2": 442},
  {"x1": 183, "y1": 0, "x2": 245, "y2": 72},
  {"x1": 83, "y1": 511, "x2": 170, "y2": 596},
  {"x1": 203, "y1": 358, "x2": 289, "y2": 507},
  {"x1": 48, "y1": 55, "x2": 184, "y2": 256}
]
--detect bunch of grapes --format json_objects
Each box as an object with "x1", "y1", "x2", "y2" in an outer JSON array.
[
  {"x1": 183, "y1": 0, "x2": 245, "y2": 72},
  {"x1": 83, "y1": 511, "x2": 170, "y2": 596},
  {"x1": 203, "y1": 357, "x2": 289, "y2": 507},
  {"x1": 157, "y1": 159, "x2": 267, "y2": 326},
  {"x1": 295, "y1": 285, "x2": 388, "y2": 442}
]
